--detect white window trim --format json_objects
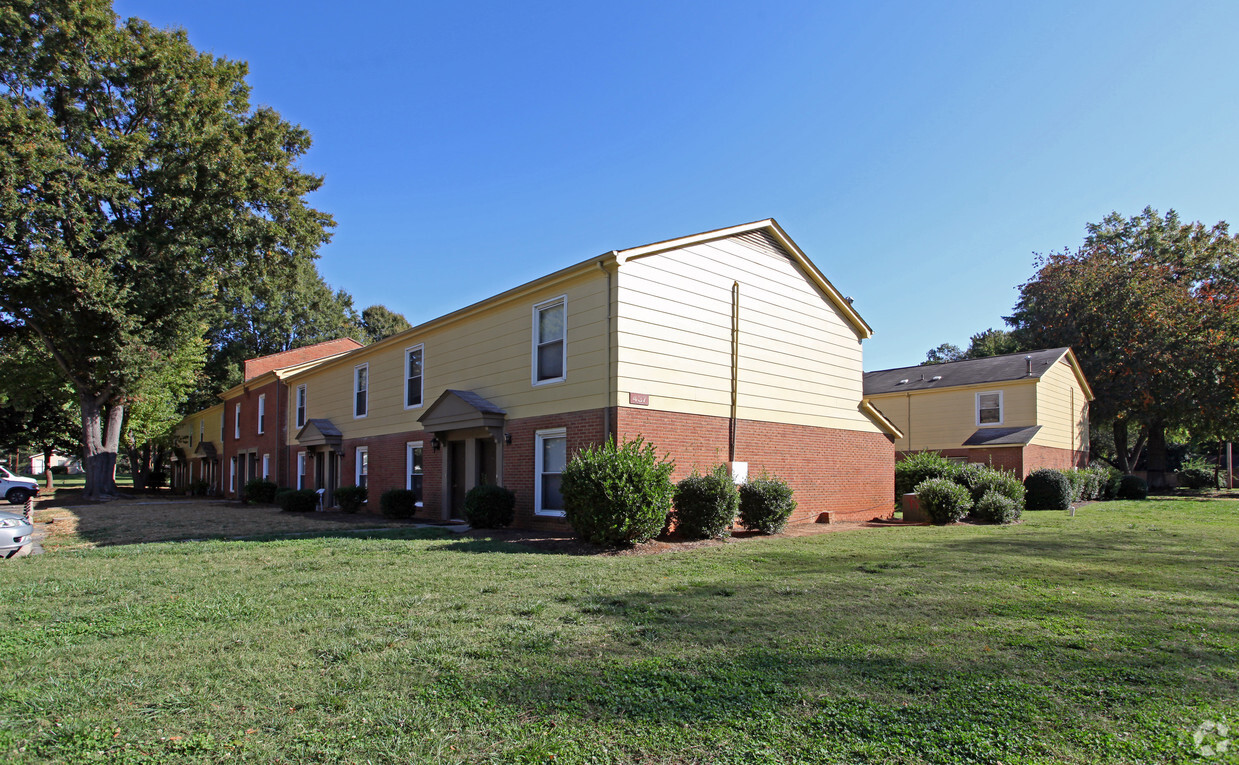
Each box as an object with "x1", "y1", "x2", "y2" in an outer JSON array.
[
  {"x1": 220, "y1": 412, "x2": 225, "y2": 442},
  {"x1": 353, "y1": 363, "x2": 369, "y2": 419},
  {"x1": 257, "y1": 394, "x2": 266, "y2": 435},
  {"x1": 295, "y1": 384, "x2": 307, "y2": 429},
  {"x1": 234, "y1": 403, "x2": 241, "y2": 439},
  {"x1": 406, "y1": 440, "x2": 424, "y2": 507},
  {"x1": 531, "y1": 295, "x2": 567, "y2": 387},
  {"x1": 297, "y1": 452, "x2": 307, "y2": 490},
  {"x1": 230, "y1": 456, "x2": 237, "y2": 492},
  {"x1": 199, "y1": 421, "x2": 204, "y2": 444},
  {"x1": 262, "y1": 453, "x2": 270, "y2": 480},
  {"x1": 976, "y1": 390, "x2": 1004, "y2": 427},
  {"x1": 404, "y1": 344, "x2": 425, "y2": 410},
  {"x1": 355, "y1": 446, "x2": 368, "y2": 487},
  {"x1": 534, "y1": 427, "x2": 567, "y2": 517}
]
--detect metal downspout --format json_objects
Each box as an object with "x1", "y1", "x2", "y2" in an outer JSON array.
[{"x1": 729, "y1": 281, "x2": 739, "y2": 462}]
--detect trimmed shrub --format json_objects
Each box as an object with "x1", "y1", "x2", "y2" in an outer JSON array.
[
  {"x1": 895, "y1": 451, "x2": 958, "y2": 498},
  {"x1": 973, "y1": 490, "x2": 1021, "y2": 524},
  {"x1": 561, "y1": 437, "x2": 675, "y2": 546},
  {"x1": 464, "y1": 484, "x2": 516, "y2": 528},
  {"x1": 1177, "y1": 459, "x2": 1218, "y2": 491},
  {"x1": 380, "y1": 488, "x2": 418, "y2": 518},
  {"x1": 1096, "y1": 466, "x2": 1123, "y2": 500},
  {"x1": 49, "y1": 465, "x2": 69, "y2": 476},
  {"x1": 1117, "y1": 474, "x2": 1148, "y2": 500},
  {"x1": 244, "y1": 479, "x2": 278, "y2": 504},
  {"x1": 188, "y1": 479, "x2": 210, "y2": 496},
  {"x1": 914, "y1": 477, "x2": 972, "y2": 525},
  {"x1": 673, "y1": 465, "x2": 740, "y2": 540},
  {"x1": 334, "y1": 485, "x2": 368, "y2": 513},
  {"x1": 1060, "y1": 469, "x2": 1090, "y2": 502},
  {"x1": 964, "y1": 466, "x2": 1025, "y2": 506},
  {"x1": 277, "y1": 488, "x2": 319, "y2": 513},
  {"x1": 1024, "y1": 469, "x2": 1072, "y2": 510},
  {"x1": 738, "y1": 475, "x2": 797, "y2": 535}
]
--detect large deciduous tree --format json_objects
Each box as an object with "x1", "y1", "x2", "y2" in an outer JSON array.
[
  {"x1": 1009, "y1": 208, "x2": 1239, "y2": 485},
  {"x1": 360, "y1": 304, "x2": 411, "y2": 344},
  {"x1": 923, "y1": 328, "x2": 1024, "y2": 365},
  {"x1": 0, "y1": 334, "x2": 79, "y2": 491},
  {"x1": 0, "y1": 1, "x2": 332, "y2": 498}
]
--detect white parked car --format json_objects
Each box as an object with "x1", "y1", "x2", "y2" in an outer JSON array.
[
  {"x1": 0, "y1": 466, "x2": 39, "y2": 505},
  {"x1": 0, "y1": 510, "x2": 33, "y2": 559}
]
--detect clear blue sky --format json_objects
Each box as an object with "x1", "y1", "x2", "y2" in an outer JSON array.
[{"x1": 115, "y1": 0, "x2": 1239, "y2": 370}]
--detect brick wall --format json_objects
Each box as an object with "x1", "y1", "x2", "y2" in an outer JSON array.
[
  {"x1": 1023, "y1": 444, "x2": 1088, "y2": 473},
  {"x1": 616, "y1": 407, "x2": 895, "y2": 523},
  {"x1": 901, "y1": 447, "x2": 1025, "y2": 476},
  {"x1": 221, "y1": 378, "x2": 284, "y2": 497}
]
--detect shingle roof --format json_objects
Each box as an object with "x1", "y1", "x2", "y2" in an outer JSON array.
[
  {"x1": 962, "y1": 425, "x2": 1043, "y2": 446},
  {"x1": 445, "y1": 390, "x2": 506, "y2": 415},
  {"x1": 863, "y1": 348, "x2": 1070, "y2": 396}
]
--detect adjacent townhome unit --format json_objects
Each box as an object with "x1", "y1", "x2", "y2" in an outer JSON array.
[
  {"x1": 172, "y1": 338, "x2": 364, "y2": 496},
  {"x1": 284, "y1": 219, "x2": 900, "y2": 528},
  {"x1": 862, "y1": 347, "x2": 1093, "y2": 476}
]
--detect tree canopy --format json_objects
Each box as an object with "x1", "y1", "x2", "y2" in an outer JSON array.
[
  {"x1": 0, "y1": 1, "x2": 333, "y2": 497},
  {"x1": 360, "y1": 304, "x2": 412, "y2": 344},
  {"x1": 923, "y1": 328, "x2": 1024, "y2": 365},
  {"x1": 1008, "y1": 207, "x2": 1239, "y2": 483}
]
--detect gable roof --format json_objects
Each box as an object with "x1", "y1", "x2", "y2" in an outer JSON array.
[
  {"x1": 283, "y1": 219, "x2": 873, "y2": 382},
  {"x1": 419, "y1": 390, "x2": 507, "y2": 432},
  {"x1": 243, "y1": 338, "x2": 364, "y2": 381},
  {"x1": 962, "y1": 425, "x2": 1043, "y2": 446},
  {"x1": 864, "y1": 348, "x2": 1083, "y2": 396}
]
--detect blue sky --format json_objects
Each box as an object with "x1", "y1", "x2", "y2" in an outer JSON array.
[{"x1": 115, "y1": 1, "x2": 1239, "y2": 370}]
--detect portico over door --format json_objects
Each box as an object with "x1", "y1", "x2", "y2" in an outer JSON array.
[{"x1": 418, "y1": 390, "x2": 507, "y2": 521}]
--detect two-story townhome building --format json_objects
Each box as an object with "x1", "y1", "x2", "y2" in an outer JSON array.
[
  {"x1": 862, "y1": 347, "x2": 1093, "y2": 476},
  {"x1": 285, "y1": 219, "x2": 900, "y2": 528},
  {"x1": 170, "y1": 403, "x2": 224, "y2": 494}
]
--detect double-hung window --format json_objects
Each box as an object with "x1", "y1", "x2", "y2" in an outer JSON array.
[
  {"x1": 407, "y1": 441, "x2": 424, "y2": 506},
  {"x1": 356, "y1": 447, "x2": 368, "y2": 489},
  {"x1": 257, "y1": 394, "x2": 266, "y2": 434},
  {"x1": 405, "y1": 344, "x2": 424, "y2": 409},
  {"x1": 262, "y1": 453, "x2": 270, "y2": 480},
  {"x1": 229, "y1": 456, "x2": 237, "y2": 492},
  {"x1": 535, "y1": 427, "x2": 567, "y2": 516},
  {"x1": 234, "y1": 404, "x2": 241, "y2": 439},
  {"x1": 295, "y1": 385, "x2": 307, "y2": 429},
  {"x1": 354, "y1": 364, "x2": 369, "y2": 418},
  {"x1": 199, "y1": 421, "x2": 204, "y2": 444},
  {"x1": 532, "y1": 297, "x2": 566, "y2": 385},
  {"x1": 297, "y1": 452, "x2": 307, "y2": 490},
  {"x1": 977, "y1": 391, "x2": 1003, "y2": 425}
]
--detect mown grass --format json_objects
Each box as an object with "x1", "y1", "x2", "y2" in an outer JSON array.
[{"x1": 1, "y1": 499, "x2": 1236, "y2": 763}]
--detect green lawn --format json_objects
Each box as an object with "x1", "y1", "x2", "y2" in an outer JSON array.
[{"x1": 1, "y1": 499, "x2": 1236, "y2": 763}]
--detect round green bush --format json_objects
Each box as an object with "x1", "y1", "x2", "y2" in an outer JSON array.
[
  {"x1": 895, "y1": 452, "x2": 958, "y2": 498},
  {"x1": 1177, "y1": 466, "x2": 1217, "y2": 491},
  {"x1": 380, "y1": 488, "x2": 418, "y2": 518},
  {"x1": 914, "y1": 477, "x2": 972, "y2": 524},
  {"x1": 1024, "y1": 469, "x2": 1072, "y2": 510},
  {"x1": 333, "y1": 485, "x2": 368, "y2": 513},
  {"x1": 673, "y1": 466, "x2": 740, "y2": 540},
  {"x1": 964, "y1": 466, "x2": 1025, "y2": 506},
  {"x1": 973, "y1": 490, "x2": 1021, "y2": 524},
  {"x1": 277, "y1": 488, "x2": 319, "y2": 512},
  {"x1": 1117, "y1": 474, "x2": 1148, "y2": 500},
  {"x1": 738, "y1": 476, "x2": 797, "y2": 535},
  {"x1": 561, "y1": 437, "x2": 675, "y2": 546},
  {"x1": 244, "y1": 479, "x2": 278, "y2": 504},
  {"x1": 464, "y1": 484, "x2": 516, "y2": 528}
]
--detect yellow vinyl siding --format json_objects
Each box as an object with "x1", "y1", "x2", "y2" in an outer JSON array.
[
  {"x1": 868, "y1": 382, "x2": 1038, "y2": 452},
  {"x1": 1032, "y1": 359, "x2": 1090, "y2": 451},
  {"x1": 287, "y1": 272, "x2": 611, "y2": 441},
  {"x1": 615, "y1": 232, "x2": 878, "y2": 432}
]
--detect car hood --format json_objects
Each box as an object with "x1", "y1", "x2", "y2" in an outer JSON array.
[
  {"x1": 5, "y1": 476, "x2": 37, "y2": 488},
  {"x1": 0, "y1": 510, "x2": 32, "y2": 525}
]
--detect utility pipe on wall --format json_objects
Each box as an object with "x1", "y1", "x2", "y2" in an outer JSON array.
[{"x1": 729, "y1": 281, "x2": 739, "y2": 463}]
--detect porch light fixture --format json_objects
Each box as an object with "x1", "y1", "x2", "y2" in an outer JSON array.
[
  {"x1": 430, "y1": 437, "x2": 440, "y2": 452},
  {"x1": 504, "y1": 433, "x2": 512, "y2": 445}
]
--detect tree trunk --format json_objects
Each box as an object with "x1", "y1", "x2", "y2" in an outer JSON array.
[
  {"x1": 81, "y1": 395, "x2": 123, "y2": 500},
  {"x1": 128, "y1": 442, "x2": 151, "y2": 491},
  {"x1": 1112, "y1": 420, "x2": 1148, "y2": 473},
  {"x1": 1145, "y1": 422, "x2": 1168, "y2": 489},
  {"x1": 42, "y1": 446, "x2": 54, "y2": 492}
]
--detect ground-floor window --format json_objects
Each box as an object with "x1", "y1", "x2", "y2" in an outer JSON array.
[
  {"x1": 230, "y1": 456, "x2": 237, "y2": 493},
  {"x1": 297, "y1": 452, "x2": 306, "y2": 490},
  {"x1": 262, "y1": 454, "x2": 270, "y2": 480},
  {"x1": 535, "y1": 427, "x2": 567, "y2": 516},
  {"x1": 407, "y1": 441, "x2": 423, "y2": 506},
  {"x1": 356, "y1": 447, "x2": 368, "y2": 489}
]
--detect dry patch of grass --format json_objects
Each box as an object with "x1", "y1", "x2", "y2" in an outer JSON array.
[{"x1": 35, "y1": 498, "x2": 416, "y2": 550}]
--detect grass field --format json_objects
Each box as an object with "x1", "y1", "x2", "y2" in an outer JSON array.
[{"x1": 1, "y1": 498, "x2": 1236, "y2": 763}]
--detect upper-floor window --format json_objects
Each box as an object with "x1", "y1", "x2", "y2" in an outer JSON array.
[
  {"x1": 199, "y1": 421, "x2": 204, "y2": 444},
  {"x1": 234, "y1": 403, "x2": 241, "y2": 439},
  {"x1": 296, "y1": 385, "x2": 307, "y2": 429},
  {"x1": 977, "y1": 391, "x2": 1003, "y2": 426},
  {"x1": 220, "y1": 412, "x2": 225, "y2": 442},
  {"x1": 405, "y1": 344, "x2": 424, "y2": 409},
  {"x1": 354, "y1": 363, "x2": 369, "y2": 418},
  {"x1": 532, "y1": 296, "x2": 566, "y2": 385},
  {"x1": 257, "y1": 394, "x2": 266, "y2": 435}
]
